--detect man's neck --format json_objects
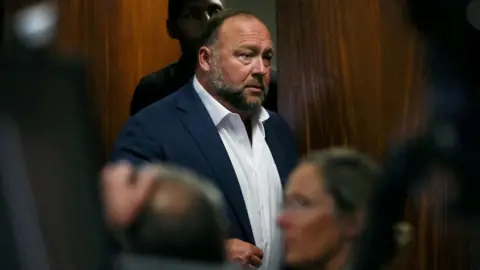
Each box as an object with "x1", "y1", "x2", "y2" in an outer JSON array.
[{"x1": 222, "y1": 101, "x2": 253, "y2": 121}]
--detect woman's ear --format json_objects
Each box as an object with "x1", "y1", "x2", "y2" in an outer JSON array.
[
  {"x1": 340, "y1": 211, "x2": 365, "y2": 239},
  {"x1": 198, "y1": 46, "x2": 213, "y2": 72}
]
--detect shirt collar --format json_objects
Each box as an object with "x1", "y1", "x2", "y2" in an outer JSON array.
[{"x1": 192, "y1": 76, "x2": 270, "y2": 127}]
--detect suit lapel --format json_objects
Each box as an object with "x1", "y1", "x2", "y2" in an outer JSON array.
[
  {"x1": 264, "y1": 119, "x2": 289, "y2": 186},
  {"x1": 175, "y1": 84, "x2": 255, "y2": 243}
]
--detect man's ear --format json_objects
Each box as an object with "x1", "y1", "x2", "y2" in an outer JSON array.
[
  {"x1": 198, "y1": 46, "x2": 213, "y2": 72},
  {"x1": 166, "y1": 19, "x2": 179, "y2": 40}
]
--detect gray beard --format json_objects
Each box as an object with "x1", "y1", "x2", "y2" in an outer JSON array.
[{"x1": 207, "y1": 66, "x2": 268, "y2": 112}]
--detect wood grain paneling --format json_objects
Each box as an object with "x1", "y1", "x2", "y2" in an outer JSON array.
[
  {"x1": 56, "y1": 0, "x2": 180, "y2": 157},
  {"x1": 276, "y1": 0, "x2": 471, "y2": 269},
  {"x1": 276, "y1": 0, "x2": 424, "y2": 160}
]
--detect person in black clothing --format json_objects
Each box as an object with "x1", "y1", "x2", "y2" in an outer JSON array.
[{"x1": 130, "y1": 0, "x2": 278, "y2": 115}]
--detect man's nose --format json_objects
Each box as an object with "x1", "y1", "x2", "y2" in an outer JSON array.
[
  {"x1": 200, "y1": 12, "x2": 211, "y2": 24},
  {"x1": 252, "y1": 57, "x2": 267, "y2": 75}
]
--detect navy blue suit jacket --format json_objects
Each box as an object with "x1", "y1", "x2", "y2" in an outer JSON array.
[{"x1": 111, "y1": 82, "x2": 298, "y2": 245}]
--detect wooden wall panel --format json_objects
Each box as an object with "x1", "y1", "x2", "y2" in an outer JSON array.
[
  {"x1": 276, "y1": 0, "x2": 471, "y2": 269},
  {"x1": 276, "y1": 0, "x2": 424, "y2": 160},
  {"x1": 56, "y1": 0, "x2": 180, "y2": 157}
]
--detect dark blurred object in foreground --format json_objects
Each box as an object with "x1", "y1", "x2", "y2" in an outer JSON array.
[
  {"x1": 116, "y1": 255, "x2": 242, "y2": 270},
  {"x1": 353, "y1": 0, "x2": 480, "y2": 270},
  {"x1": 0, "y1": 9, "x2": 109, "y2": 268}
]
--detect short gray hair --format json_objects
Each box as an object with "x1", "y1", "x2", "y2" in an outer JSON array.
[
  {"x1": 302, "y1": 148, "x2": 380, "y2": 215},
  {"x1": 138, "y1": 163, "x2": 226, "y2": 224},
  {"x1": 123, "y1": 163, "x2": 227, "y2": 263},
  {"x1": 198, "y1": 9, "x2": 261, "y2": 48}
]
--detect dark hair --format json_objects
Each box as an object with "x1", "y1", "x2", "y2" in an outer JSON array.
[
  {"x1": 198, "y1": 9, "x2": 260, "y2": 48},
  {"x1": 302, "y1": 148, "x2": 380, "y2": 214}
]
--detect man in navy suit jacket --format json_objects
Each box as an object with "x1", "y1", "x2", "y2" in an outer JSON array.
[{"x1": 111, "y1": 10, "x2": 298, "y2": 269}]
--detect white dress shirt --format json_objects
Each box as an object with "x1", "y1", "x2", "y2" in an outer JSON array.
[{"x1": 193, "y1": 76, "x2": 283, "y2": 269}]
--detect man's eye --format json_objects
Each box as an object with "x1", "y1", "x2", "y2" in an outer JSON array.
[
  {"x1": 208, "y1": 7, "x2": 222, "y2": 16},
  {"x1": 240, "y1": 53, "x2": 253, "y2": 60},
  {"x1": 182, "y1": 13, "x2": 194, "y2": 19},
  {"x1": 263, "y1": 55, "x2": 272, "y2": 66},
  {"x1": 183, "y1": 10, "x2": 204, "y2": 20}
]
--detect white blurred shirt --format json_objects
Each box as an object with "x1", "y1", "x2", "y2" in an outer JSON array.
[{"x1": 193, "y1": 76, "x2": 283, "y2": 270}]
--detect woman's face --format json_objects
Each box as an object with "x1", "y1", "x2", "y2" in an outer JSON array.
[{"x1": 277, "y1": 163, "x2": 347, "y2": 268}]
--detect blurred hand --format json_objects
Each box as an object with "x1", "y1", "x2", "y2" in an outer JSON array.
[
  {"x1": 226, "y1": 239, "x2": 263, "y2": 268},
  {"x1": 101, "y1": 161, "x2": 157, "y2": 230}
]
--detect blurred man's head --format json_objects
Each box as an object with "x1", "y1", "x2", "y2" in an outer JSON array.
[
  {"x1": 167, "y1": 0, "x2": 225, "y2": 55},
  {"x1": 121, "y1": 164, "x2": 227, "y2": 263},
  {"x1": 196, "y1": 10, "x2": 273, "y2": 118}
]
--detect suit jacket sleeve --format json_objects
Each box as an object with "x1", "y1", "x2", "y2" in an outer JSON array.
[{"x1": 110, "y1": 115, "x2": 164, "y2": 165}]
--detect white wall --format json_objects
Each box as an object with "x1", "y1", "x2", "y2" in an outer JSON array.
[{"x1": 227, "y1": 0, "x2": 277, "y2": 67}]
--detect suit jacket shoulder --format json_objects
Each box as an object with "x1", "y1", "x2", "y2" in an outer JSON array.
[
  {"x1": 264, "y1": 110, "x2": 299, "y2": 173},
  {"x1": 112, "y1": 88, "x2": 182, "y2": 165},
  {"x1": 266, "y1": 110, "x2": 295, "y2": 141}
]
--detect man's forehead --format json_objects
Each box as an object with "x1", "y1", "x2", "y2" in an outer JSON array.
[
  {"x1": 219, "y1": 16, "x2": 272, "y2": 44},
  {"x1": 183, "y1": 0, "x2": 223, "y2": 9}
]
